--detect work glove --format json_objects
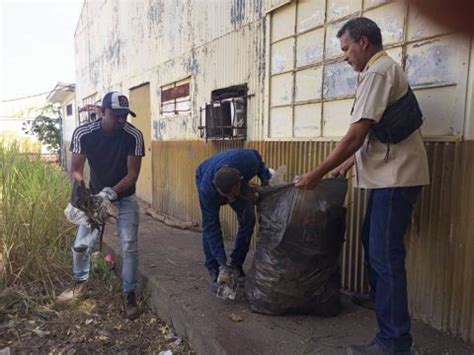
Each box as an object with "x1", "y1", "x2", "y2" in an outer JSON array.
[
  {"x1": 97, "y1": 187, "x2": 118, "y2": 201},
  {"x1": 64, "y1": 203, "x2": 90, "y2": 226},
  {"x1": 92, "y1": 194, "x2": 119, "y2": 223}
]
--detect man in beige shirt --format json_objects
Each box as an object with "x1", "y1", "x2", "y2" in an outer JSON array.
[{"x1": 295, "y1": 17, "x2": 429, "y2": 355}]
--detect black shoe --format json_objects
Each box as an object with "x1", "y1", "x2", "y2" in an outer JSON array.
[
  {"x1": 232, "y1": 265, "x2": 246, "y2": 286},
  {"x1": 124, "y1": 291, "x2": 139, "y2": 320}
]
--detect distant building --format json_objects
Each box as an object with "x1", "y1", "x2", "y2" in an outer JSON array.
[{"x1": 46, "y1": 82, "x2": 76, "y2": 169}]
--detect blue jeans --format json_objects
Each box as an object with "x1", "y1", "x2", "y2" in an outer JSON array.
[
  {"x1": 362, "y1": 186, "x2": 421, "y2": 353},
  {"x1": 200, "y1": 196, "x2": 256, "y2": 272},
  {"x1": 72, "y1": 194, "x2": 139, "y2": 292}
]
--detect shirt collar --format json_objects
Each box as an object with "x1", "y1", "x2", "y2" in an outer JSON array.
[{"x1": 363, "y1": 50, "x2": 387, "y2": 72}]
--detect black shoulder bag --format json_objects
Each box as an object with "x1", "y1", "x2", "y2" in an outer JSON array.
[{"x1": 370, "y1": 87, "x2": 423, "y2": 161}]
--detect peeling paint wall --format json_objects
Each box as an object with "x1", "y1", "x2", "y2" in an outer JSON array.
[{"x1": 75, "y1": 0, "x2": 275, "y2": 142}]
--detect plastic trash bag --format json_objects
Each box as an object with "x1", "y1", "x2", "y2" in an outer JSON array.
[
  {"x1": 268, "y1": 165, "x2": 287, "y2": 187},
  {"x1": 245, "y1": 178, "x2": 347, "y2": 316}
]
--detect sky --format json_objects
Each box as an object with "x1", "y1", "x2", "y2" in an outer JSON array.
[{"x1": 0, "y1": 0, "x2": 83, "y2": 116}]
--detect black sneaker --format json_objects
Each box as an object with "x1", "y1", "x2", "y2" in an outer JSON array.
[
  {"x1": 232, "y1": 265, "x2": 246, "y2": 286},
  {"x1": 124, "y1": 291, "x2": 139, "y2": 320}
]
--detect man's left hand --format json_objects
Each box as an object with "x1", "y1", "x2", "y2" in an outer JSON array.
[{"x1": 94, "y1": 195, "x2": 119, "y2": 222}]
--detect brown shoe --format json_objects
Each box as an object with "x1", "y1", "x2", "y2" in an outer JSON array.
[
  {"x1": 124, "y1": 291, "x2": 140, "y2": 320},
  {"x1": 56, "y1": 281, "x2": 88, "y2": 304}
]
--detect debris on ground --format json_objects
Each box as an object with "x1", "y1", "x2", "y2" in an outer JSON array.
[
  {"x1": 228, "y1": 313, "x2": 243, "y2": 322},
  {"x1": 0, "y1": 256, "x2": 194, "y2": 354},
  {"x1": 216, "y1": 266, "x2": 237, "y2": 300}
]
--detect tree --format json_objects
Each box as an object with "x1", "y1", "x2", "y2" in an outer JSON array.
[{"x1": 22, "y1": 103, "x2": 62, "y2": 154}]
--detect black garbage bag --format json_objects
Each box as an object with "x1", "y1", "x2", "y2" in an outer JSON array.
[{"x1": 245, "y1": 178, "x2": 347, "y2": 316}]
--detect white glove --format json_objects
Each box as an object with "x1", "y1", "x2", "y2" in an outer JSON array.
[
  {"x1": 97, "y1": 187, "x2": 118, "y2": 201},
  {"x1": 64, "y1": 203, "x2": 90, "y2": 226}
]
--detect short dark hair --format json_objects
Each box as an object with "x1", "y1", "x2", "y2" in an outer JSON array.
[
  {"x1": 336, "y1": 17, "x2": 383, "y2": 48},
  {"x1": 213, "y1": 167, "x2": 242, "y2": 193}
]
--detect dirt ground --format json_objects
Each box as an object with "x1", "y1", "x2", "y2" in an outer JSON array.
[{"x1": 0, "y1": 257, "x2": 194, "y2": 354}]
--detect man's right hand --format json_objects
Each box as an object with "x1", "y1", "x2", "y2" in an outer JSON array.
[{"x1": 97, "y1": 187, "x2": 118, "y2": 201}]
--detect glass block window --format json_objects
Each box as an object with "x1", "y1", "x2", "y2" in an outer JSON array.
[{"x1": 268, "y1": 0, "x2": 469, "y2": 139}]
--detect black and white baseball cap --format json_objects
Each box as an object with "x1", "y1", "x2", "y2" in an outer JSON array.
[{"x1": 102, "y1": 91, "x2": 136, "y2": 117}]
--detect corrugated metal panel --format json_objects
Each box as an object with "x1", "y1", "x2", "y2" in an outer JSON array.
[
  {"x1": 152, "y1": 140, "x2": 474, "y2": 343},
  {"x1": 152, "y1": 140, "x2": 245, "y2": 240},
  {"x1": 406, "y1": 141, "x2": 474, "y2": 342}
]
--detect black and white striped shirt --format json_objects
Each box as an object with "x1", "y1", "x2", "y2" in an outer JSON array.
[{"x1": 69, "y1": 120, "x2": 145, "y2": 199}]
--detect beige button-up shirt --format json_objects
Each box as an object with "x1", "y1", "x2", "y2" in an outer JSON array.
[{"x1": 350, "y1": 51, "x2": 430, "y2": 189}]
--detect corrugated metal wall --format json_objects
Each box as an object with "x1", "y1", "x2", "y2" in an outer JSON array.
[{"x1": 152, "y1": 139, "x2": 474, "y2": 343}]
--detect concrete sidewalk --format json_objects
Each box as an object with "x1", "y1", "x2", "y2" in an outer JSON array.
[{"x1": 103, "y1": 206, "x2": 474, "y2": 355}]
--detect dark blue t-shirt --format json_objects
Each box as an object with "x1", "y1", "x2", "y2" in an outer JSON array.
[{"x1": 69, "y1": 120, "x2": 144, "y2": 199}]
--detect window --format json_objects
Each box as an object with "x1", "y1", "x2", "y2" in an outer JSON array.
[
  {"x1": 79, "y1": 93, "x2": 99, "y2": 124},
  {"x1": 160, "y1": 79, "x2": 191, "y2": 116},
  {"x1": 199, "y1": 85, "x2": 248, "y2": 141},
  {"x1": 66, "y1": 104, "x2": 73, "y2": 116}
]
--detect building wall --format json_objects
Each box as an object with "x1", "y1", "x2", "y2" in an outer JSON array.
[
  {"x1": 75, "y1": 0, "x2": 474, "y2": 343},
  {"x1": 75, "y1": 0, "x2": 286, "y2": 141},
  {"x1": 61, "y1": 92, "x2": 77, "y2": 143},
  {"x1": 60, "y1": 92, "x2": 77, "y2": 171},
  {"x1": 75, "y1": 0, "x2": 472, "y2": 143}
]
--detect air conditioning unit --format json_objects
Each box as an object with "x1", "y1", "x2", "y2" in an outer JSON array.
[{"x1": 199, "y1": 97, "x2": 247, "y2": 141}]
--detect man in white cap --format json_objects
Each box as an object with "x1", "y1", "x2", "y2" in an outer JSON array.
[{"x1": 57, "y1": 92, "x2": 144, "y2": 320}]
